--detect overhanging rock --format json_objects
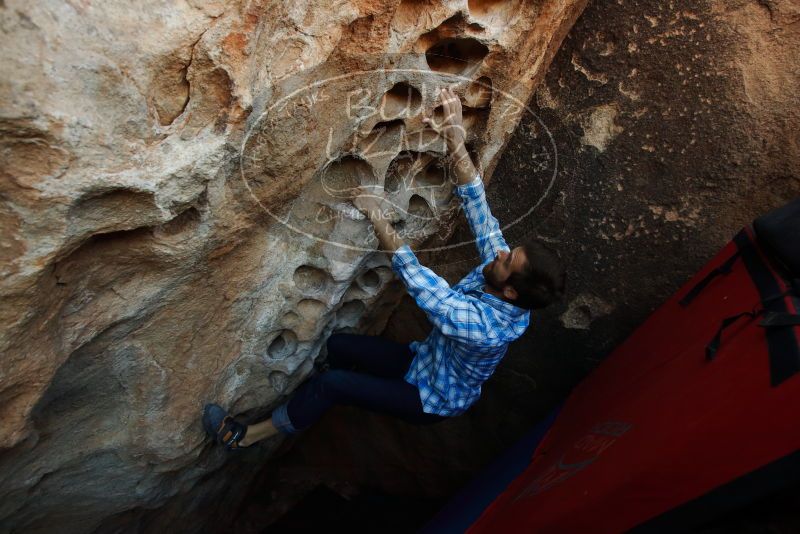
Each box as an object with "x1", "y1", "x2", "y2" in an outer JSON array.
[{"x1": 0, "y1": 1, "x2": 587, "y2": 531}]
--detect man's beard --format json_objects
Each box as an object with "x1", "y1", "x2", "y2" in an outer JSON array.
[{"x1": 482, "y1": 262, "x2": 502, "y2": 291}]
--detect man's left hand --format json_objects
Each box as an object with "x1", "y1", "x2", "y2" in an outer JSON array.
[{"x1": 353, "y1": 186, "x2": 405, "y2": 253}]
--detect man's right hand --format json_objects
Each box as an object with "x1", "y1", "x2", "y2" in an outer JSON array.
[
  {"x1": 423, "y1": 87, "x2": 466, "y2": 154},
  {"x1": 424, "y1": 87, "x2": 479, "y2": 186}
]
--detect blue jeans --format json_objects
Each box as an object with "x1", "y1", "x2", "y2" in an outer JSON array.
[{"x1": 271, "y1": 333, "x2": 447, "y2": 434}]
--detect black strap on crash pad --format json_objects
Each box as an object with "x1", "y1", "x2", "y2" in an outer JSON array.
[
  {"x1": 706, "y1": 231, "x2": 800, "y2": 386},
  {"x1": 760, "y1": 311, "x2": 800, "y2": 328},
  {"x1": 679, "y1": 251, "x2": 741, "y2": 307},
  {"x1": 706, "y1": 302, "x2": 800, "y2": 361},
  {"x1": 706, "y1": 310, "x2": 759, "y2": 361}
]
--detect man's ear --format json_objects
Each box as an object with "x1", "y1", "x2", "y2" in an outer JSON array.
[{"x1": 502, "y1": 284, "x2": 518, "y2": 301}]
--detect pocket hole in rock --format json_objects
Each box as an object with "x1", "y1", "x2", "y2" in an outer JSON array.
[
  {"x1": 464, "y1": 76, "x2": 493, "y2": 108},
  {"x1": 267, "y1": 330, "x2": 298, "y2": 360},
  {"x1": 320, "y1": 156, "x2": 376, "y2": 199},
  {"x1": 153, "y1": 206, "x2": 201, "y2": 239},
  {"x1": 385, "y1": 151, "x2": 425, "y2": 194},
  {"x1": 408, "y1": 194, "x2": 434, "y2": 221},
  {"x1": 385, "y1": 173, "x2": 402, "y2": 195},
  {"x1": 415, "y1": 159, "x2": 448, "y2": 188},
  {"x1": 54, "y1": 225, "x2": 154, "y2": 281},
  {"x1": 268, "y1": 371, "x2": 288, "y2": 393},
  {"x1": 374, "y1": 266, "x2": 392, "y2": 278},
  {"x1": 380, "y1": 82, "x2": 423, "y2": 120},
  {"x1": 69, "y1": 189, "x2": 160, "y2": 237},
  {"x1": 415, "y1": 160, "x2": 453, "y2": 205},
  {"x1": 356, "y1": 269, "x2": 382, "y2": 293},
  {"x1": 425, "y1": 38, "x2": 489, "y2": 75},
  {"x1": 293, "y1": 265, "x2": 332, "y2": 294}
]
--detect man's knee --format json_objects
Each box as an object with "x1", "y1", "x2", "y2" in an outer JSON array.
[
  {"x1": 313, "y1": 369, "x2": 352, "y2": 400},
  {"x1": 325, "y1": 334, "x2": 349, "y2": 367}
]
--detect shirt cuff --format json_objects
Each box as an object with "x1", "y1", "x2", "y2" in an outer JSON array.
[
  {"x1": 391, "y1": 244, "x2": 417, "y2": 271},
  {"x1": 455, "y1": 173, "x2": 484, "y2": 201}
]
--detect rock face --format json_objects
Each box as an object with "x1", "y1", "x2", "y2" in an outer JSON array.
[
  {"x1": 0, "y1": 0, "x2": 587, "y2": 531},
  {"x1": 230, "y1": 0, "x2": 800, "y2": 530}
]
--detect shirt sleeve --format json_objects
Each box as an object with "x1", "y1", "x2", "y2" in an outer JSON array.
[
  {"x1": 392, "y1": 245, "x2": 489, "y2": 345},
  {"x1": 455, "y1": 173, "x2": 510, "y2": 263}
]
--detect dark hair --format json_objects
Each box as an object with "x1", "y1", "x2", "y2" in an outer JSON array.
[{"x1": 506, "y1": 238, "x2": 566, "y2": 310}]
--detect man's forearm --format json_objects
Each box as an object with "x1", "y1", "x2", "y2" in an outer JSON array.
[
  {"x1": 450, "y1": 142, "x2": 479, "y2": 186},
  {"x1": 369, "y1": 215, "x2": 404, "y2": 253}
]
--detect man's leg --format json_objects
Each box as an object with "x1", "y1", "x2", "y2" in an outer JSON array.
[
  {"x1": 240, "y1": 418, "x2": 279, "y2": 445},
  {"x1": 326, "y1": 333, "x2": 414, "y2": 378},
  {"x1": 241, "y1": 368, "x2": 444, "y2": 446},
  {"x1": 241, "y1": 334, "x2": 418, "y2": 446}
]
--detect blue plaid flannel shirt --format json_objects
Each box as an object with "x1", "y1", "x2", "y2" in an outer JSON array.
[{"x1": 392, "y1": 174, "x2": 531, "y2": 416}]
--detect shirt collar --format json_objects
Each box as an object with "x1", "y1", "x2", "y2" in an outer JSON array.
[
  {"x1": 476, "y1": 286, "x2": 530, "y2": 318},
  {"x1": 467, "y1": 265, "x2": 529, "y2": 318}
]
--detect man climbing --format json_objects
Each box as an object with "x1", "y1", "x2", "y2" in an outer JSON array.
[{"x1": 203, "y1": 87, "x2": 565, "y2": 449}]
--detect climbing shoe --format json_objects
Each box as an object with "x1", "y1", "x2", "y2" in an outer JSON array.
[{"x1": 202, "y1": 403, "x2": 249, "y2": 450}]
